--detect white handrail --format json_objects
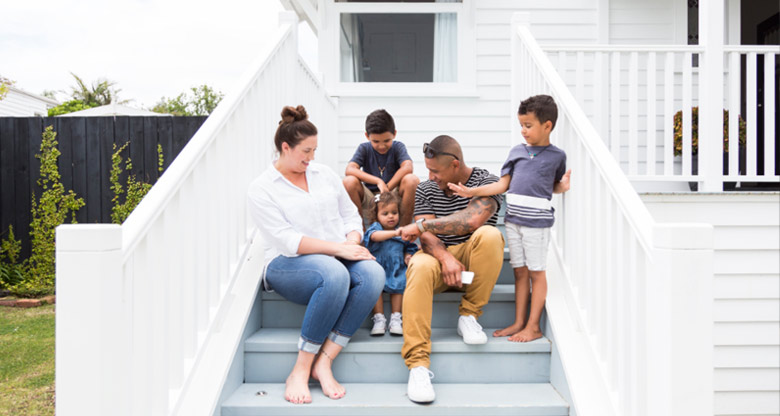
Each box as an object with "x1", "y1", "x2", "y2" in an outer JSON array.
[
  {"x1": 512, "y1": 15, "x2": 713, "y2": 416},
  {"x1": 56, "y1": 11, "x2": 340, "y2": 416}
]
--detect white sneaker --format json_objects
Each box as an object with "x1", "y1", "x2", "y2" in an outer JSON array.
[
  {"x1": 389, "y1": 312, "x2": 403, "y2": 335},
  {"x1": 407, "y1": 366, "x2": 435, "y2": 403},
  {"x1": 370, "y1": 313, "x2": 386, "y2": 336},
  {"x1": 457, "y1": 315, "x2": 487, "y2": 345}
]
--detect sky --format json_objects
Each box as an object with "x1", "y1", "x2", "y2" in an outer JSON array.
[{"x1": 1, "y1": 0, "x2": 316, "y2": 109}]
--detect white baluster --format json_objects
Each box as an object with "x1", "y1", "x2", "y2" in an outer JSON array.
[
  {"x1": 629, "y1": 52, "x2": 639, "y2": 176},
  {"x1": 764, "y1": 53, "x2": 776, "y2": 177},
  {"x1": 646, "y1": 52, "x2": 657, "y2": 175},
  {"x1": 664, "y1": 52, "x2": 675, "y2": 176},
  {"x1": 728, "y1": 52, "x2": 740, "y2": 176},
  {"x1": 682, "y1": 52, "x2": 693, "y2": 177},
  {"x1": 746, "y1": 52, "x2": 758, "y2": 176},
  {"x1": 611, "y1": 52, "x2": 622, "y2": 160}
]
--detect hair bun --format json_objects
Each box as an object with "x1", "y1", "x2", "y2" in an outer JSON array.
[{"x1": 280, "y1": 105, "x2": 308, "y2": 125}]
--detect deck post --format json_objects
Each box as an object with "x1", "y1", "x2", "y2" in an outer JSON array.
[
  {"x1": 55, "y1": 224, "x2": 129, "y2": 416},
  {"x1": 648, "y1": 223, "x2": 714, "y2": 415},
  {"x1": 697, "y1": 0, "x2": 725, "y2": 191}
]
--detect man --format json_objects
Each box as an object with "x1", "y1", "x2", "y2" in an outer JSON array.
[{"x1": 398, "y1": 135, "x2": 505, "y2": 404}]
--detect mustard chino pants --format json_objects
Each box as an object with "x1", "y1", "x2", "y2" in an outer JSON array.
[{"x1": 401, "y1": 225, "x2": 505, "y2": 369}]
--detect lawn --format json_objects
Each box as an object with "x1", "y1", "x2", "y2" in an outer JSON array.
[{"x1": 0, "y1": 304, "x2": 55, "y2": 416}]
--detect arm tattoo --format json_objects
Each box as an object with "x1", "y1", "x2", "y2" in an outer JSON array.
[
  {"x1": 423, "y1": 197, "x2": 498, "y2": 236},
  {"x1": 420, "y1": 234, "x2": 447, "y2": 255}
]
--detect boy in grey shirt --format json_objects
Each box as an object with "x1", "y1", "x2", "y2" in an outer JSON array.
[{"x1": 448, "y1": 94, "x2": 571, "y2": 342}]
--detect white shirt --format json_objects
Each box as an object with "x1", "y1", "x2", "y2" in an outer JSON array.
[{"x1": 247, "y1": 162, "x2": 363, "y2": 269}]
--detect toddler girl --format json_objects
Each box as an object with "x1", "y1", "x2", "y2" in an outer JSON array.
[{"x1": 362, "y1": 192, "x2": 418, "y2": 335}]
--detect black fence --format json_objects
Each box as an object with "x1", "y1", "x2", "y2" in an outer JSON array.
[{"x1": 0, "y1": 116, "x2": 207, "y2": 259}]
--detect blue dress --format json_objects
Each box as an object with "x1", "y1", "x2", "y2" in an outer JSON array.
[{"x1": 363, "y1": 222, "x2": 419, "y2": 294}]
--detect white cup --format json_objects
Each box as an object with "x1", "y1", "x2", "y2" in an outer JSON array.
[{"x1": 461, "y1": 271, "x2": 474, "y2": 284}]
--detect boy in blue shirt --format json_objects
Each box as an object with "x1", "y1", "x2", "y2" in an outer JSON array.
[
  {"x1": 449, "y1": 95, "x2": 572, "y2": 343},
  {"x1": 343, "y1": 109, "x2": 420, "y2": 226}
]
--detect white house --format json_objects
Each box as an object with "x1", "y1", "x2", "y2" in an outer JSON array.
[
  {"x1": 0, "y1": 85, "x2": 59, "y2": 116},
  {"x1": 55, "y1": 1, "x2": 778, "y2": 415}
]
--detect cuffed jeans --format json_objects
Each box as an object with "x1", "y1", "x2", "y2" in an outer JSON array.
[
  {"x1": 401, "y1": 226, "x2": 505, "y2": 369},
  {"x1": 266, "y1": 254, "x2": 385, "y2": 354}
]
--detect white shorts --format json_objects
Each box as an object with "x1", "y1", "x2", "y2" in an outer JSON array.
[{"x1": 505, "y1": 222, "x2": 551, "y2": 271}]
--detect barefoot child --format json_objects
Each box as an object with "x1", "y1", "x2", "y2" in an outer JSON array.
[
  {"x1": 343, "y1": 109, "x2": 420, "y2": 226},
  {"x1": 362, "y1": 192, "x2": 418, "y2": 336},
  {"x1": 448, "y1": 95, "x2": 571, "y2": 343}
]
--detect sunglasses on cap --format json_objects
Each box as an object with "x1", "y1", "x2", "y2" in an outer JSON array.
[{"x1": 423, "y1": 143, "x2": 459, "y2": 161}]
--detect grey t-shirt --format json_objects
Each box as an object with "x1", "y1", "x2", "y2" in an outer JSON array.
[{"x1": 501, "y1": 144, "x2": 566, "y2": 228}]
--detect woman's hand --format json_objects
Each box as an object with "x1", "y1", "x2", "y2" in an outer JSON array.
[
  {"x1": 404, "y1": 253, "x2": 413, "y2": 265},
  {"x1": 334, "y1": 242, "x2": 376, "y2": 261}
]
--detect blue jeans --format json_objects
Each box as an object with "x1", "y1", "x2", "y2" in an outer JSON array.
[{"x1": 265, "y1": 254, "x2": 385, "y2": 353}]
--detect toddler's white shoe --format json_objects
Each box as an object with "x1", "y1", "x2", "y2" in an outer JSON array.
[
  {"x1": 407, "y1": 366, "x2": 435, "y2": 403},
  {"x1": 388, "y1": 312, "x2": 403, "y2": 335},
  {"x1": 457, "y1": 315, "x2": 487, "y2": 344},
  {"x1": 370, "y1": 313, "x2": 386, "y2": 336}
]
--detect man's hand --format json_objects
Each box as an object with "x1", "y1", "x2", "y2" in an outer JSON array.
[
  {"x1": 440, "y1": 254, "x2": 465, "y2": 288},
  {"x1": 399, "y1": 223, "x2": 421, "y2": 241}
]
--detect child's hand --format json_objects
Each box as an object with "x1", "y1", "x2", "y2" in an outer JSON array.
[
  {"x1": 376, "y1": 180, "x2": 390, "y2": 194},
  {"x1": 395, "y1": 228, "x2": 402, "y2": 237},
  {"x1": 447, "y1": 182, "x2": 474, "y2": 198},
  {"x1": 554, "y1": 169, "x2": 572, "y2": 193}
]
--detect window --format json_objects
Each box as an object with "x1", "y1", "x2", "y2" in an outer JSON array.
[{"x1": 324, "y1": 0, "x2": 475, "y2": 96}]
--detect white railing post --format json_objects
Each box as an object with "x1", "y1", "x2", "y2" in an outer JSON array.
[
  {"x1": 511, "y1": 12, "x2": 530, "y2": 147},
  {"x1": 56, "y1": 224, "x2": 130, "y2": 416},
  {"x1": 697, "y1": 0, "x2": 725, "y2": 191},
  {"x1": 648, "y1": 223, "x2": 714, "y2": 416}
]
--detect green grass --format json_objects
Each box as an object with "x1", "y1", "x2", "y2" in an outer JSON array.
[{"x1": 0, "y1": 305, "x2": 55, "y2": 416}]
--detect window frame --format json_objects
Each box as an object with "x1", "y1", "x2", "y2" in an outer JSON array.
[{"x1": 321, "y1": 0, "x2": 477, "y2": 97}]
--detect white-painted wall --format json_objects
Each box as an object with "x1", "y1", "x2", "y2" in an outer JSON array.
[
  {"x1": 642, "y1": 192, "x2": 780, "y2": 416},
  {"x1": 0, "y1": 87, "x2": 58, "y2": 116},
  {"x1": 608, "y1": 0, "x2": 685, "y2": 44},
  {"x1": 334, "y1": 0, "x2": 601, "y2": 178}
]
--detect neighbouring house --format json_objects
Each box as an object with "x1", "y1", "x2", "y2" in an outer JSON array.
[
  {"x1": 0, "y1": 85, "x2": 59, "y2": 116},
  {"x1": 55, "y1": 1, "x2": 779, "y2": 416}
]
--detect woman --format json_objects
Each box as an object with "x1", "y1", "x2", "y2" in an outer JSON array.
[{"x1": 247, "y1": 105, "x2": 385, "y2": 404}]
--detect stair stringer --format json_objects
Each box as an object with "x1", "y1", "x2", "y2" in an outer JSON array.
[
  {"x1": 172, "y1": 233, "x2": 265, "y2": 416},
  {"x1": 545, "y1": 233, "x2": 618, "y2": 416}
]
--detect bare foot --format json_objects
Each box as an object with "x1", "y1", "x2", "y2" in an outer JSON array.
[
  {"x1": 493, "y1": 323, "x2": 524, "y2": 337},
  {"x1": 508, "y1": 327, "x2": 543, "y2": 343},
  {"x1": 311, "y1": 355, "x2": 346, "y2": 399},
  {"x1": 284, "y1": 371, "x2": 312, "y2": 404}
]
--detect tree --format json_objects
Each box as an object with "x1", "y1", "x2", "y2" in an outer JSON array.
[
  {"x1": 47, "y1": 99, "x2": 96, "y2": 117},
  {"x1": 69, "y1": 72, "x2": 124, "y2": 107},
  {"x1": 152, "y1": 84, "x2": 224, "y2": 116},
  {"x1": 0, "y1": 76, "x2": 14, "y2": 101}
]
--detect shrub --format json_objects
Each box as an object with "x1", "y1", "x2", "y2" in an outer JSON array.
[
  {"x1": 0, "y1": 226, "x2": 26, "y2": 290},
  {"x1": 673, "y1": 107, "x2": 746, "y2": 156},
  {"x1": 110, "y1": 142, "x2": 164, "y2": 224},
  {"x1": 14, "y1": 126, "x2": 85, "y2": 298}
]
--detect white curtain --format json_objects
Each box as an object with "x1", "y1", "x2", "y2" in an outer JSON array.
[
  {"x1": 340, "y1": 15, "x2": 362, "y2": 82},
  {"x1": 433, "y1": 0, "x2": 457, "y2": 82}
]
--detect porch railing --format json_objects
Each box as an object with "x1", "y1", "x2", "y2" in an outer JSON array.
[
  {"x1": 55, "y1": 12, "x2": 337, "y2": 416},
  {"x1": 512, "y1": 13, "x2": 714, "y2": 416},
  {"x1": 543, "y1": 44, "x2": 778, "y2": 188}
]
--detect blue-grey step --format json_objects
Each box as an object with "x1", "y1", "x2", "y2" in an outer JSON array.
[
  {"x1": 244, "y1": 327, "x2": 551, "y2": 383},
  {"x1": 262, "y1": 284, "x2": 522, "y2": 329},
  {"x1": 222, "y1": 382, "x2": 568, "y2": 416}
]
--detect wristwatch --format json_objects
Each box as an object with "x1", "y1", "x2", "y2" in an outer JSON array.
[{"x1": 415, "y1": 218, "x2": 426, "y2": 233}]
